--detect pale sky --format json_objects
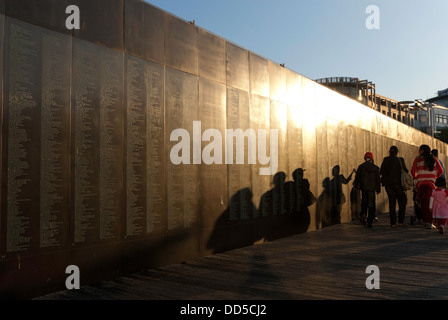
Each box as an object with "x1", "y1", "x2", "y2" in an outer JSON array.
[{"x1": 146, "y1": 0, "x2": 448, "y2": 102}]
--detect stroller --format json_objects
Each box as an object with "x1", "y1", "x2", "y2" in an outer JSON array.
[{"x1": 410, "y1": 188, "x2": 422, "y2": 225}]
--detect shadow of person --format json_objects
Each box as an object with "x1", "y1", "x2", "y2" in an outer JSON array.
[
  {"x1": 272, "y1": 172, "x2": 287, "y2": 217},
  {"x1": 259, "y1": 172, "x2": 287, "y2": 218},
  {"x1": 328, "y1": 165, "x2": 354, "y2": 225},
  {"x1": 259, "y1": 171, "x2": 296, "y2": 241},
  {"x1": 206, "y1": 188, "x2": 257, "y2": 254},
  {"x1": 317, "y1": 177, "x2": 332, "y2": 229},
  {"x1": 350, "y1": 181, "x2": 362, "y2": 224},
  {"x1": 284, "y1": 168, "x2": 312, "y2": 234},
  {"x1": 207, "y1": 169, "x2": 312, "y2": 255}
]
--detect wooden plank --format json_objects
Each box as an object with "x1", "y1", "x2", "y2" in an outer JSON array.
[{"x1": 36, "y1": 209, "x2": 448, "y2": 300}]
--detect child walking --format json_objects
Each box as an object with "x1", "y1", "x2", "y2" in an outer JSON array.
[{"x1": 429, "y1": 177, "x2": 448, "y2": 234}]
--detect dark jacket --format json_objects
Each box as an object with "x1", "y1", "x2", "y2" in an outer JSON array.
[
  {"x1": 380, "y1": 156, "x2": 408, "y2": 187},
  {"x1": 354, "y1": 161, "x2": 381, "y2": 193}
]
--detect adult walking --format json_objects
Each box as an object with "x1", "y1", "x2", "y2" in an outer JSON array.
[
  {"x1": 411, "y1": 145, "x2": 444, "y2": 229},
  {"x1": 380, "y1": 146, "x2": 409, "y2": 228},
  {"x1": 431, "y1": 149, "x2": 446, "y2": 182},
  {"x1": 354, "y1": 152, "x2": 381, "y2": 228}
]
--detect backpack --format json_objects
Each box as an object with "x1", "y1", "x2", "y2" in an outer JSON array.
[{"x1": 399, "y1": 158, "x2": 414, "y2": 190}]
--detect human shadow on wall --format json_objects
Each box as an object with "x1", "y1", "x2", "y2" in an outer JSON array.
[
  {"x1": 350, "y1": 181, "x2": 362, "y2": 224},
  {"x1": 259, "y1": 171, "x2": 287, "y2": 218},
  {"x1": 316, "y1": 177, "x2": 331, "y2": 229},
  {"x1": 258, "y1": 171, "x2": 311, "y2": 241},
  {"x1": 206, "y1": 188, "x2": 257, "y2": 254},
  {"x1": 207, "y1": 169, "x2": 312, "y2": 254},
  {"x1": 258, "y1": 169, "x2": 312, "y2": 241},
  {"x1": 285, "y1": 169, "x2": 313, "y2": 233},
  {"x1": 317, "y1": 166, "x2": 355, "y2": 228}
]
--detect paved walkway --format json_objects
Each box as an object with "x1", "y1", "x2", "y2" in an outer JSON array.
[{"x1": 37, "y1": 210, "x2": 448, "y2": 300}]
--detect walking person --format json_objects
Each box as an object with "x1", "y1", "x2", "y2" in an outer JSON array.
[
  {"x1": 380, "y1": 146, "x2": 409, "y2": 228},
  {"x1": 431, "y1": 149, "x2": 446, "y2": 183},
  {"x1": 350, "y1": 180, "x2": 362, "y2": 224},
  {"x1": 411, "y1": 145, "x2": 444, "y2": 229},
  {"x1": 429, "y1": 177, "x2": 448, "y2": 234},
  {"x1": 354, "y1": 152, "x2": 381, "y2": 228},
  {"x1": 412, "y1": 189, "x2": 423, "y2": 225}
]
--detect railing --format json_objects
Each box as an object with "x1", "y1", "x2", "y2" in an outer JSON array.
[{"x1": 316, "y1": 77, "x2": 359, "y2": 84}]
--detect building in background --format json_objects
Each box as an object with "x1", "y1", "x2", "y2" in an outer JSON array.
[
  {"x1": 413, "y1": 89, "x2": 448, "y2": 137},
  {"x1": 316, "y1": 77, "x2": 415, "y2": 127},
  {"x1": 427, "y1": 88, "x2": 448, "y2": 108}
]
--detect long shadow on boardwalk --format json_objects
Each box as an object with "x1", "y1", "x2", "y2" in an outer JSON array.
[{"x1": 36, "y1": 211, "x2": 448, "y2": 299}]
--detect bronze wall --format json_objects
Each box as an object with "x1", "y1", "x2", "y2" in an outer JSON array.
[{"x1": 0, "y1": 0, "x2": 446, "y2": 298}]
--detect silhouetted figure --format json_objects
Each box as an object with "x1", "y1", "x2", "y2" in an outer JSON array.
[
  {"x1": 350, "y1": 180, "x2": 362, "y2": 224},
  {"x1": 329, "y1": 165, "x2": 355, "y2": 225},
  {"x1": 229, "y1": 188, "x2": 257, "y2": 221},
  {"x1": 207, "y1": 188, "x2": 257, "y2": 253},
  {"x1": 380, "y1": 146, "x2": 408, "y2": 227},
  {"x1": 432, "y1": 149, "x2": 446, "y2": 183},
  {"x1": 354, "y1": 152, "x2": 381, "y2": 228},
  {"x1": 411, "y1": 144, "x2": 444, "y2": 228},
  {"x1": 429, "y1": 177, "x2": 448, "y2": 234},
  {"x1": 317, "y1": 177, "x2": 332, "y2": 228},
  {"x1": 284, "y1": 168, "x2": 312, "y2": 233},
  {"x1": 411, "y1": 188, "x2": 423, "y2": 225},
  {"x1": 287, "y1": 169, "x2": 315, "y2": 212},
  {"x1": 294, "y1": 168, "x2": 313, "y2": 231},
  {"x1": 260, "y1": 172, "x2": 287, "y2": 217},
  {"x1": 273, "y1": 172, "x2": 287, "y2": 216}
]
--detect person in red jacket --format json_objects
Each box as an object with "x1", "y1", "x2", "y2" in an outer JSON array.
[{"x1": 411, "y1": 144, "x2": 444, "y2": 229}]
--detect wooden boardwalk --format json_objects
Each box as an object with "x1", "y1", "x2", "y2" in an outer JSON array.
[{"x1": 37, "y1": 210, "x2": 448, "y2": 300}]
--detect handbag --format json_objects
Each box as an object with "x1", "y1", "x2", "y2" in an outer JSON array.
[{"x1": 399, "y1": 157, "x2": 414, "y2": 190}]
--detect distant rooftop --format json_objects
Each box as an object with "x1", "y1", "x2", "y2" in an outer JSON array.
[
  {"x1": 427, "y1": 88, "x2": 448, "y2": 103},
  {"x1": 438, "y1": 88, "x2": 448, "y2": 97}
]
